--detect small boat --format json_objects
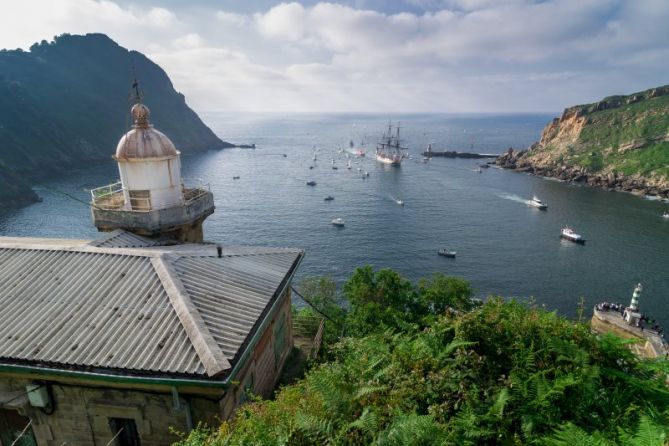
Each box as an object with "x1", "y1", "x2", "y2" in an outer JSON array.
[
  {"x1": 309, "y1": 166, "x2": 314, "y2": 169},
  {"x1": 324, "y1": 196, "x2": 334, "y2": 201},
  {"x1": 391, "y1": 196, "x2": 404, "y2": 206},
  {"x1": 232, "y1": 176, "x2": 240, "y2": 179},
  {"x1": 528, "y1": 196, "x2": 548, "y2": 210},
  {"x1": 561, "y1": 226, "x2": 585, "y2": 244},
  {"x1": 662, "y1": 212, "x2": 669, "y2": 219},
  {"x1": 331, "y1": 218, "x2": 345, "y2": 227},
  {"x1": 364, "y1": 171, "x2": 370, "y2": 177},
  {"x1": 306, "y1": 181, "x2": 317, "y2": 186},
  {"x1": 438, "y1": 249, "x2": 456, "y2": 258},
  {"x1": 347, "y1": 160, "x2": 352, "y2": 169},
  {"x1": 476, "y1": 167, "x2": 482, "y2": 173},
  {"x1": 479, "y1": 164, "x2": 490, "y2": 169},
  {"x1": 332, "y1": 166, "x2": 338, "y2": 170},
  {"x1": 283, "y1": 154, "x2": 287, "y2": 158}
]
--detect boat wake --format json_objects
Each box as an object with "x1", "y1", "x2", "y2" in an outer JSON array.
[{"x1": 497, "y1": 193, "x2": 529, "y2": 205}]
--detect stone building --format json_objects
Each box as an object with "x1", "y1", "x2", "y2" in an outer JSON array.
[{"x1": 0, "y1": 98, "x2": 303, "y2": 445}]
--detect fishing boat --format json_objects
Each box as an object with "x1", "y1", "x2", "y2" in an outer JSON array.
[
  {"x1": 376, "y1": 122, "x2": 406, "y2": 165},
  {"x1": 527, "y1": 195, "x2": 548, "y2": 210},
  {"x1": 324, "y1": 196, "x2": 334, "y2": 201},
  {"x1": 331, "y1": 218, "x2": 345, "y2": 227},
  {"x1": 438, "y1": 249, "x2": 456, "y2": 258},
  {"x1": 306, "y1": 181, "x2": 317, "y2": 186},
  {"x1": 560, "y1": 226, "x2": 585, "y2": 244}
]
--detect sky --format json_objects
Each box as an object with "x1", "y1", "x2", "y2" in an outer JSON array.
[{"x1": 1, "y1": 0, "x2": 668, "y2": 113}]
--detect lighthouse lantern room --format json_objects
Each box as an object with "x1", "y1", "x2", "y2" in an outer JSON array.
[{"x1": 91, "y1": 91, "x2": 214, "y2": 243}]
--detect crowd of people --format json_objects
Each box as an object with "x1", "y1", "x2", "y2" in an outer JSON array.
[{"x1": 595, "y1": 302, "x2": 664, "y2": 335}]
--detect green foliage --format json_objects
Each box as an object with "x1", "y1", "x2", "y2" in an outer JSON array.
[
  {"x1": 344, "y1": 267, "x2": 475, "y2": 336},
  {"x1": 175, "y1": 270, "x2": 669, "y2": 446}
]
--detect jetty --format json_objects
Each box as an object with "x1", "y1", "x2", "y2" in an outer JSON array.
[
  {"x1": 421, "y1": 144, "x2": 497, "y2": 159},
  {"x1": 591, "y1": 284, "x2": 667, "y2": 359}
]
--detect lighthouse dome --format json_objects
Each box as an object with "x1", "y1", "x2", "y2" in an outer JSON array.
[{"x1": 115, "y1": 104, "x2": 179, "y2": 160}]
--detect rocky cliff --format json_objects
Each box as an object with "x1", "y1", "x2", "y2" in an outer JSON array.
[
  {"x1": 0, "y1": 33, "x2": 233, "y2": 208},
  {"x1": 497, "y1": 85, "x2": 669, "y2": 198}
]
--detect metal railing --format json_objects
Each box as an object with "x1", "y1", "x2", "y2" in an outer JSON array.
[
  {"x1": 90, "y1": 182, "x2": 211, "y2": 212},
  {"x1": 293, "y1": 315, "x2": 325, "y2": 359},
  {"x1": 183, "y1": 183, "x2": 211, "y2": 205},
  {"x1": 90, "y1": 182, "x2": 126, "y2": 210}
]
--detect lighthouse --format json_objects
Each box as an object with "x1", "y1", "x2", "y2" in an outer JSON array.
[
  {"x1": 623, "y1": 283, "x2": 643, "y2": 326},
  {"x1": 91, "y1": 94, "x2": 214, "y2": 242}
]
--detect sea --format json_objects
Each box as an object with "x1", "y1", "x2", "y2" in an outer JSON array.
[{"x1": 1, "y1": 112, "x2": 668, "y2": 327}]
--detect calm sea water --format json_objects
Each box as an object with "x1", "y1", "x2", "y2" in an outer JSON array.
[{"x1": 1, "y1": 113, "x2": 668, "y2": 326}]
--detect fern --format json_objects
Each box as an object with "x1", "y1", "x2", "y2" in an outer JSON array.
[{"x1": 375, "y1": 413, "x2": 446, "y2": 446}]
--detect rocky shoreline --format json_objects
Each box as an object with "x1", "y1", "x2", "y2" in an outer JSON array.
[{"x1": 496, "y1": 148, "x2": 669, "y2": 200}]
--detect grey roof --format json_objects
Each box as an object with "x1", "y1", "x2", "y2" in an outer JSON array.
[
  {"x1": 89, "y1": 229, "x2": 162, "y2": 248},
  {"x1": 0, "y1": 233, "x2": 303, "y2": 380}
]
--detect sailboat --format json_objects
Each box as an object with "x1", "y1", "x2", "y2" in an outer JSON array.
[{"x1": 376, "y1": 122, "x2": 405, "y2": 165}]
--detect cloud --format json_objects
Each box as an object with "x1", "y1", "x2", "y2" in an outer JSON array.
[
  {"x1": 1, "y1": 0, "x2": 668, "y2": 113},
  {"x1": 216, "y1": 10, "x2": 249, "y2": 27}
]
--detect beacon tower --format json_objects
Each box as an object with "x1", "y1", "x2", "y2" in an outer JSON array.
[{"x1": 91, "y1": 96, "x2": 214, "y2": 242}]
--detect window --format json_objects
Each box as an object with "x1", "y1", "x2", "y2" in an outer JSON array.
[
  {"x1": 274, "y1": 313, "x2": 287, "y2": 366},
  {"x1": 128, "y1": 190, "x2": 151, "y2": 211},
  {"x1": 108, "y1": 418, "x2": 141, "y2": 446},
  {"x1": 0, "y1": 409, "x2": 37, "y2": 446}
]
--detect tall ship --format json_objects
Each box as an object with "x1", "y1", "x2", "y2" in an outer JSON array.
[{"x1": 376, "y1": 122, "x2": 405, "y2": 165}]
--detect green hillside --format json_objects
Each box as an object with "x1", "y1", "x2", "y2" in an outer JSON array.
[
  {"x1": 0, "y1": 33, "x2": 232, "y2": 208},
  {"x1": 500, "y1": 85, "x2": 669, "y2": 197}
]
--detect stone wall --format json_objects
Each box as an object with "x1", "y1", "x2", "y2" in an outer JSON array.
[{"x1": 0, "y1": 377, "x2": 220, "y2": 445}]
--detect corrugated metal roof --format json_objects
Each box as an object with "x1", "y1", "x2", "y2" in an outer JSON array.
[
  {"x1": 0, "y1": 234, "x2": 303, "y2": 380},
  {"x1": 89, "y1": 229, "x2": 163, "y2": 248},
  {"x1": 174, "y1": 252, "x2": 301, "y2": 360}
]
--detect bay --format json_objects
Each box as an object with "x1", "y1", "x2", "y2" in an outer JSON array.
[{"x1": 1, "y1": 112, "x2": 667, "y2": 327}]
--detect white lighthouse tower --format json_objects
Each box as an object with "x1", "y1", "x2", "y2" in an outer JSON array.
[
  {"x1": 115, "y1": 102, "x2": 183, "y2": 211},
  {"x1": 91, "y1": 89, "x2": 214, "y2": 242}
]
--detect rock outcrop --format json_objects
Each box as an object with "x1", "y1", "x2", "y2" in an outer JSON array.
[{"x1": 496, "y1": 85, "x2": 669, "y2": 199}]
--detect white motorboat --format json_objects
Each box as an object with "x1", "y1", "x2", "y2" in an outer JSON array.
[
  {"x1": 662, "y1": 212, "x2": 669, "y2": 219},
  {"x1": 561, "y1": 226, "x2": 585, "y2": 244},
  {"x1": 438, "y1": 249, "x2": 456, "y2": 258},
  {"x1": 331, "y1": 218, "x2": 345, "y2": 227},
  {"x1": 528, "y1": 195, "x2": 548, "y2": 210}
]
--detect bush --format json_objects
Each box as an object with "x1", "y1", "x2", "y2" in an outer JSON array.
[{"x1": 174, "y1": 270, "x2": 669, "y2": 445}]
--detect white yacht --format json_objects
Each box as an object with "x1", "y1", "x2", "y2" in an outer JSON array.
[
  {"x1": 331, "y1": 218, "x2": 345, "y2": 227},
  {"x1": 662, "y1": 212, "x2": 669, "y2": 219},
  {"x1": 561, "y1": 226, "x2": 585, "y2": 244},
  {"x1": 528, "y1": 195, "x2": 548, "y2": 210}
]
